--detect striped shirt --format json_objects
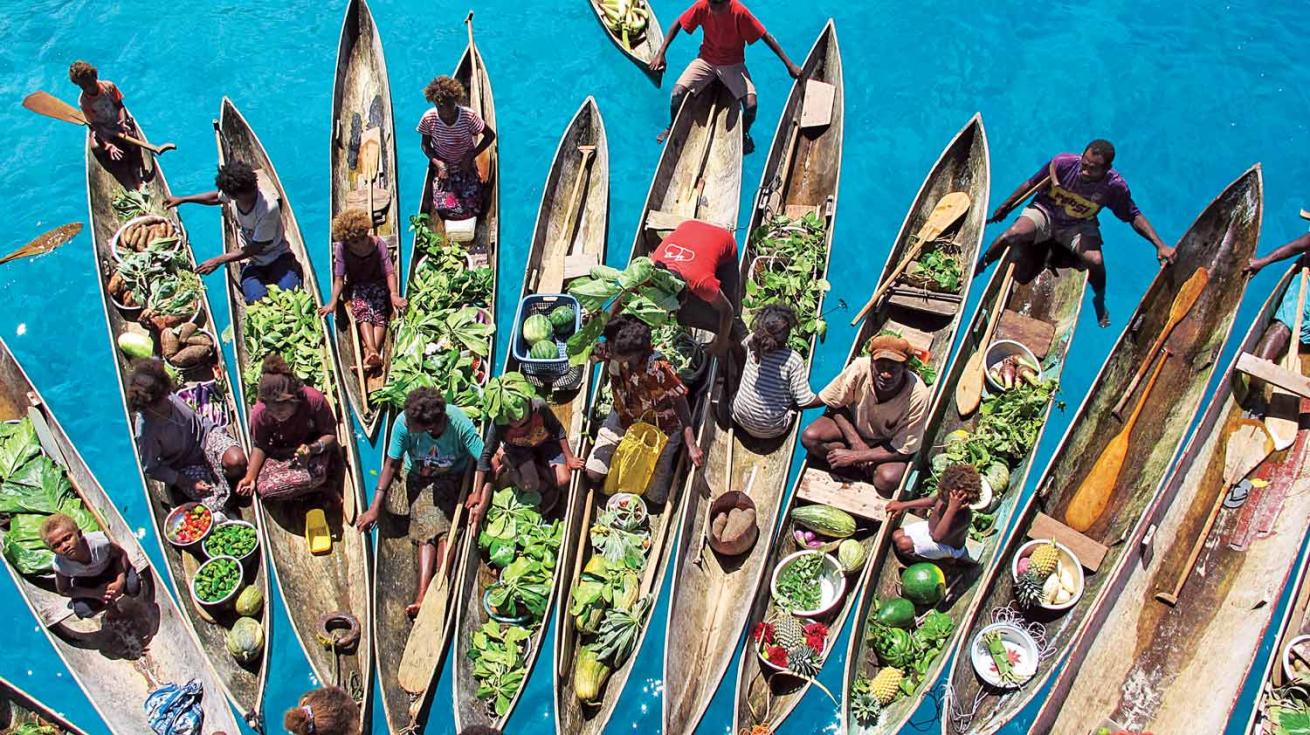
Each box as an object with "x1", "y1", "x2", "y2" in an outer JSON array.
[
  {"x1": 731, "y1": 339, "x2": 816, "y2": 439},
  {"x1": 416, "y1": 106, "x2": 485, "y2": 164}
]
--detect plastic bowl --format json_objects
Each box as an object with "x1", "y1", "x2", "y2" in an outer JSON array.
[
  {"x1": 110, "y1": 214, "x2": 181, "y2": 262},
  {"x1": 770, "y1": 550, "x2": 846, "y2": 618},
  {"x1": 164, "y1": 502, "x2": 214, "y2": 549},
  {"x1": 605, "y1": 493, "x2": 649, "y2": 530},
  {"x1": 969, "y1": 622, "x2": 1039, "y2": 688},
  {"x1": 482, "y1": 588, "x2": 532, "y2": 625},
  {"x1": 190, "y1": 555, "x2": 244, "y2": 608},
  {"x1": 201, "y1": 519, "x2": 260, "y2": 562},
  {"x1": 984, "y1": 340, "x2": 1041, "y2": 392},
  {"x1": 1283, "y1": 634, "x2": 1310, "y2": 684},
  {"x1": 1010, "y1": 539, "x2": 1084, "y2": 612}
]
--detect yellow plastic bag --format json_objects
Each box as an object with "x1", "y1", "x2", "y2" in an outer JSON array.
[{"x1": 603, "y1": 420, "x2": 668, "y2": 497}]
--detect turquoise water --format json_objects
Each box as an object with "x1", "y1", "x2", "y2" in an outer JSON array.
[{"x1": 2, "y1": 0, "x2": 1308, "y2": 733}]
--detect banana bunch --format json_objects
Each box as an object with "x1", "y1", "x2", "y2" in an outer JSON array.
[{"x1": 597, "y1": 0, "x2": 648, "y2": 50}]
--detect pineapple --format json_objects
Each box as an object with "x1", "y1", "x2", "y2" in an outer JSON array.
[
  {"x1": 1029, "y1": 541, "x2": 1060, "y2": 577},
  {"x1": 851, "y1": 689, "x2": 883, "y2": 726},
  {"x1": 788, "y1": 645, "x2": 820, "y2": 678},
  {"x1": 772, "y1": 613, "x2": 806, "y2": 650},
  {"x1": 870, "y1": 666, "x2": 904, "y2": 705},
  {"x1": 1015, "y1": 568, "x2": 1047, "y2": 609}
]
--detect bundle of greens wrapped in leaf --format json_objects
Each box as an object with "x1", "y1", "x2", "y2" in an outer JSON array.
[{"x1": 564, "y1": 257, "x2": 684, "y2": 366}]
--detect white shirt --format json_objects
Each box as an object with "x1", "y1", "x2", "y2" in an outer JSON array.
[
  {"x1": 52, "y1": 531, "x2": 114, "y2": 578},
  {"x1": 220, "y1": 189, "x2": 291, "y2": 267}
]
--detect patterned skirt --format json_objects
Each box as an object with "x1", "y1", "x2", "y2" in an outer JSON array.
[
  {"x1": 431, "y1": 166, "x2": 483, "y2": 220},
  {"x1": 349, "y1": 281, "x2": 391, "y2": 326}
]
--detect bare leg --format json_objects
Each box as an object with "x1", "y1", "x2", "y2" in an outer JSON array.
[
  {"x1": 801, "y1": 415, "x2": 849, "y2": 458},
  {"x1": 1081, "y1": 247, "x2": 1110, "y2": 327},
  {"x1": 831, "y1": 411, "x2": 871, "y2": 450},
  {"x1": 891, "y1": 528, "x2": 919, "y2": 563},
  {"x1": 407, "y1": 538, "x2": 441, "y2": 618},
  {"x1": 742, "y1": 93, "x2": 758, "y2": 153},
  {"x1": 658, "y1": 86, "x2": 689, "y2": 143},
  {"x1": 976, "y1": 217, "x2": 1038, "y2": 275},
  {"x1": 361, "y1": 320, "x2": 382, "y2": 370},
  {"x1": 872, "y1": 460, "x2": 909, "y2": 497}
]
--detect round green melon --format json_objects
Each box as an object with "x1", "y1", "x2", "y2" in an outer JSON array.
[
  {"x1": 235, "y1": 585, "x2": 263, "y2": 618},
  {"x1": 548, "y1": 304, "x2": 576, "y2": 333},
  {"x1": 522, "y1": 313, "x2": 554, "y2": 343},
  {"x1": 529, "y1": 340, "x2": 560, "y2": 360},
  {"x1": 901, "y1": 562, "x2": 946, "y2": 606},
  {"x1": 226, "y1": 616, "x2": 264, "y2": 664},
  {"x1": 874, "y1": 597, "x2": 916, "y2": 629}
]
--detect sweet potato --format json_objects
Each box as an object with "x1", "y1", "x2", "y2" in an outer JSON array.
[
  {"x1": 177, "y1": 322, "x2": 198, "y2": 341},
  {"x1": 186, "y1": 334, "x2": 212, "y2": 347},
  {"x1": 160, "y1": 327, "x2": 181, "y2": 358},
  {"x1": 711, "y1": 511, "x2": 728, "y2": 541},
  {"x1": 170, "y1": 345, "x2": 212, "y2": 368},
  {"x1": 721, "y1": 507, "x2": 756, "y2": 544},
  {"x1": 107, "y1": 271, "x2": 125, "y2": 297}
]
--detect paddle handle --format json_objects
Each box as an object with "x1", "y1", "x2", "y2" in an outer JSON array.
[
  {"x1": 1155, "y1": 473, "x2": 1228, "y2": 605},
  {"x1": 562, "y1": 147, "x2": 598, "y2": 258},
  {"x1": 993, "y1": 174, "x2": 1050, "y2": 223},
  {"x1": 1124, "y1": 347, "x2": 1170, "y2": 432},
  {"x1": 849, "y1": 236, "x2": 930, "y2": 326},
  {"x1": 558, "y1": 485, "x2": 595, "y2": 679},
  {"x1": 956, "y1": 258, "x2": 1016, "y2": 416},
  {"x1": 691, "y1": 101, "x2": 725, "y2": 209}
]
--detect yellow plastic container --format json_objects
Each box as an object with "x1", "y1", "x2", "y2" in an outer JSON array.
[{"x1": 306, "y1": 508, "x2": 332, "y2": 555}]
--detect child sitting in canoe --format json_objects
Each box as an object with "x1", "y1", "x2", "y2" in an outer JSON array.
[
  {"x1": 886, "y1": 462, "x2": 979, "y2": 563},
  {"x1": 42, "y1": 513, "x2": 142, "y2": 618},
  {"x1": 417, "y1": 75, "x2": 496, "y2": 220},
  {"x1": 473, "y1": 372, "x2": 585, "y2": 511},
  {"x1": 284, "y1": 686, "x2": 360, "y2": 735},
  {"x1": 731, "y1": 304, "x2": 819, "y2": 439},
  {"x1": 238, "y1": 355, "x2": 340, "y2": 501},
  {"x1": 319, "y1": 207, "x2": 405, "y2": 371},
  {"x1": 68, "y1": 60, "x2": 146, "y2": 179}
]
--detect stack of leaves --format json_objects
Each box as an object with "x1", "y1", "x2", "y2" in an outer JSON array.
[
  {"x1": 372, "y1": 215, "x2": 494, "y2": 418},
  {"x1": 743, "y1": 211, "x2": 831, "y2": 355},
  {"x1": 109, "y1": 242, "x2": 201, "y2": 319},
  {"x1": 564, "y1": 258, "x2": 685, "y2": 366},
  {"x1": 483, "y1": 372, "x2": 537, "y2": 426},
  {"x1": 904, "y1": 240, "x2": 964, "y2": 293},
  {"x1": 111, "y1": 188, "x2": 163, "y2": 221},
  {"x1": 0, "y1": 419, "x2": 99, "y2": 575},
  {"x1": 468, "y1": 621, "x2": 531, "y2": 718},
  {"x1": 239, "y1": 285, "x2": 326, "y2": 396}
]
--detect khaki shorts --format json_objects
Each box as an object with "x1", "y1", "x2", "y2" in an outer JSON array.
[
  {"x1": 675, "y1": 58, "x2": 756, "y2": 101},
  {"x1": 1019, "y1": 206, "x2": 1102, "y2": 254},
  {"x1": 585, "y1": 411, "x2": 683, "y2": 504}
]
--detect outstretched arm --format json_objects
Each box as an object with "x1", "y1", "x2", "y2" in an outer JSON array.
[
  {"x1": 648, "y1": 21, "x2": 683, "y2": 73},
  {"x1": 1244, "y1": 232, "x2": 1310, "y2": 277},
  {"x1": 1131, "y1": 213, "x2": 1174, "y2": 264},
  {"x1": 761, "y1": 32, "x2": 801, "y2": 78},
  {"x1": 165, "y1": 191, "x2": 221, "y2": 208}
]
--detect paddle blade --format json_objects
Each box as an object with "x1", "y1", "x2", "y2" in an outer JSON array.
[
  {"x1": 358, "y1": 127, "x2": 381, "y2": 180},
  {"x1": 23, "y1": 91, "x2": 86, "y2": 125},
  {"x1": 0, "y1": 223, "x2": 82, "y2": 265},
  {"x1": 397, "y1": 573, "x2": 452, "y2": 693},
  {"x1": 1170, "y1": 267, "x2": 1211, "y2": 321},
  {"x1": 915, "y1": 191, "x2": 972, "y2": 244},
  {"x1": 1223, "y1": 419, "x2": 1274, "y2": 486},
  {"x1": 955, "y1": 351, "x2": 986, "y2": 417},
  {"x1": 1065, "y1": 434, "x2": 1130, "y2": 532}
]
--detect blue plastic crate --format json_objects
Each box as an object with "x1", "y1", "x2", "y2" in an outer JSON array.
[{"x1": 512, "y1": 293, "x2": 581, "y2": 378}]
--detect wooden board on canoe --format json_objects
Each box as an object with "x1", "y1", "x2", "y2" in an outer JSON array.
[
  {"x1": 328, "y1": 0, "x2": 402, "y2": 438},
  {"x1": 215, "y1": 97, "x2": 375, "y2": 720},
  {"x1": 733, "y1": 112, "x2": 991, "y2": 735},
  {"x1": 942, "y1": 165, "x2": 1263, "y2": 735},
  {"x1": 84, "y1": 103, "x2": 269, "y2": 727},
  {"x1": 1034, "y1": 263, "x2": 1310, "y2": 735},
  {"x1": 662, "y1": 22, "x2": 844, "y2": 735},
  {"x1": 0, "y1": 337, "x2": 240, "y2": 734},
  {"x1": 451, "y1": 96, "x2": 609, "y2": 734},
  {"x1": 375, "y1": 31, "x2": 500, "y2": 735},
  {"x1": 553, "y1": 79, "x2": 743, "y2": 735},
  {"x1": 842, "y1": 235, "x2": 1087, "y2": 734}
]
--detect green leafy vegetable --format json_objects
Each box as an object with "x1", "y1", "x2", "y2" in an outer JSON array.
[
  {"x1": 743, "y1": 211, "x2": 831, "y2": 356},
  {"x1": 904, "y1": 241, "x2": 964, "y2": 294},
  {"x1": 774, "y1": 553, "x2": 824, "y2": 613},
  {"x1": 111, "y1": 189, "x2": 162, "y2": 221},
  {"x1": 564, "y1": 257, "x2": 685, "y2": 365},
  {"x1": 242, "y1": 285, "x2": 326, "y2": 395},
  {"x1": 468, "y1": 621, "x2": 532, "y2": 717},
  {"x1": 114, "y1": 242, "x2": 201, "y2": 317}
]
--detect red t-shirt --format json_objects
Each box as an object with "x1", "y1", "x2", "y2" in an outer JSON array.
[
  {"x1": 652, "y1": 220, "x2": 738, "y2": 302},
  {"x1": 249, "y1": 386, "x2": 336, "y2": 459},
  {"x1": 678, "y1": 0, "x2": 766, "y2": 66},
  {"x1": 78, "y1": 81, "x2": 123, "y2": 127}
]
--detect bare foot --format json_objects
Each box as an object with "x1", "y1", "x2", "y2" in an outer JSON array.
[
  {"x1": 743, "y1": 134, "x2": 755, "y2": 155},
  {"x1": 656, "y1": 128, "x2": 671, "y2": 143},
  {"x1": 364, "y1": 350, "x2": 382, "y2": 370},
  {"x1": 1093, "y1": 295, "x2": 1110, "y2": 327},
  {"x1": 406, "y1": 601, "x2": 422, "y2": 619}
]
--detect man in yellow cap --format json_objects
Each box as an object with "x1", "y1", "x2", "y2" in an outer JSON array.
[{"x1": 800, "y1": 335, "x2": 930, "y2": 496}]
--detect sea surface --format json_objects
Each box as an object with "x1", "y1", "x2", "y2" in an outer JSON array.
[{"x1": 1, "y1": 0, "x2": 1308, "y2": 733}]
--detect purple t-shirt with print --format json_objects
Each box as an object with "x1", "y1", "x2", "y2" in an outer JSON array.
[{"x1": 1024, "y1": 152, "x2": 1141, "y2": 230}]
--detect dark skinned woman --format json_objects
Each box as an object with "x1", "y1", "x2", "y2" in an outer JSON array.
[{"x1": 237, "y1": 355, "x2": 339, "y2": 501}]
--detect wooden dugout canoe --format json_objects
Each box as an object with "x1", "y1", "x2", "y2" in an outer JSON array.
[
  {"x1": 0, "y1": 336, "x2": 240, "y2": 734},
  {"x1": 214, "y1": 97, "x2": 375, "y2": 720},
  {"x1": 0, "y1": 675, "x2": 87, "y2": 734},
  {"x1": 85, "y1": 106, "x2": 269, "y2": 729},
  {"x1": 553, "y1": 80, "x2": 743, "y2": 735},
  {"x1": 373, "y1": 24, "x2": 499, "y2": 735},
  {"x1": 732, "y1": 112, "x2": 989, "y2": 734},
  {"x1": 1035, "y1": 262, "x2": 1310, "y2": 735},
  {"x1": 328, "y1": 0, "x2": 401, "y2": 438},
  {"x1": 843, "y1": 242, "x2": 1088, "y2": 731},
  {"x1": 451, "y1": 96, "x2": 609, "y2": 733},
  {"x1": 662, "y1": 21, "x2": 843, "y2": 735},
  {"x1": 586, "y1": 0, "x2": 665, "y2": 82},
  {"x1": 941, "y1": 165, "x2": 1263, "y2": 735}
]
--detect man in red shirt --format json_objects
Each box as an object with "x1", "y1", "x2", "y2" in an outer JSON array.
[
  {"x1": 651, "y1": 219, "x2": 747, "y2": 359},
  {"x1": 649, "y1": 0, "x2": 801, "y2": 153},
  {"x1": 68, "y1": 60, "x2": 146, "y2": 179}
]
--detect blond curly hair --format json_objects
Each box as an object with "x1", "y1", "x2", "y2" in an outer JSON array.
[
  {"x1": 68, "y1": 60, "x2": 98, "y2": 86},
  {"x1": 332, "y1": 208, "x2": 372, "y2": 244}
]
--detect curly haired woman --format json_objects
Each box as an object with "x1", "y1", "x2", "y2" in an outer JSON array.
[
  {"x1": 284, "y1": 686, "x2": 361, "y2": 735},
  {"x1": 416, "y1": 75, "x2": 496, "y2": 220},
  {"x1": 886, "y1": 462, "x2": 981, "y2": 563},
  {"x1": 320, "y1": 207, "x2": 405, "y2": 371}
]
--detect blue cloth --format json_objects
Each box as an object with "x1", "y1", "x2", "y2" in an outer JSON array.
[
  {"x1": 144, "y1": 679, "x2": 205, "y2": 735},
  {"x1": 240, "y1": 251, "x2": 303, "y2": 304},
  {"x1": 1275, "y1": 273, "x2": 1310, "y2": 344}
]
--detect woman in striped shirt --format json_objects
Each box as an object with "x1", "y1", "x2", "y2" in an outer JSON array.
[
  {"x1": 417, "y1": 75, "x2": 496, "y2": 220},
  {"x1": 731, "y1": 304, "x2": 819, "y2": 439}
]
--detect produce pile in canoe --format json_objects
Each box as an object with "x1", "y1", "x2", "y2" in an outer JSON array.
[
  {"x1": 0, "y1": 418, "x2": 99, "y2": 576},
  {"x1": 742, "y1": 210, "x2": 832, "y2": 356}
]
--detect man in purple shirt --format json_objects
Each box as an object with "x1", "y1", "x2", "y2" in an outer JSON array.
[{"x1": 976, "y1": 140, "x2": 1174, "y2": 326}]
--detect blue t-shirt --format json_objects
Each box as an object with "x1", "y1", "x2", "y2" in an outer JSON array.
[{"x1": 386, "y1": 405, "x2": 484, "y2": 475}]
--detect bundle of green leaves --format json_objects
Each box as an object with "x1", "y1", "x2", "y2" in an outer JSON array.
[
  {"x1": 112, "y1": 188, "x2": 162, "y2": 221},
  {"x1": 484, "y1": 372, "x2": 537, "y2": 426},
  {"x1": 477, "y1": 488, "x2": 562, "y2": 571},
  {"x1": 904, "y1": 241, "x2": 964, "y2": 294},
  {"x1": 743, "y1": 212, "x2": 831, "y2": 356},
  {"x1": 0, "y1": 419, "x2": 99, "y2": 575},
  {"x1": 240, "y1": 285, "x2": 326, "y2": 396},
  {"x1": 564, "y1": 258, "x2": 685, "y2": 366},
  {"x1": 468, "y1": 621, "x2": 531, "y2": 717},
  {"x1": 115, "y1": 242, "x2": 202, "y2": 317},
  {"x1": 865, "y1": 609, "x2": 957, "y2": 700}
]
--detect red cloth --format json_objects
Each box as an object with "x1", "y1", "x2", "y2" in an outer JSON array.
[
  {"x1": 249, "y1": 386, "x2": 336, "y2": 458},
  {"x1": 652, "y1": 220, "x2": 738, "y2": 302},
  {"x1": 678, "y1": 0, "x2": 766, "y2": 66}
]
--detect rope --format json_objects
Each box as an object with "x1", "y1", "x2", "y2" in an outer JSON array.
[{"x1": 945, "y1": 603, "x2": 1054, "y2": 733}]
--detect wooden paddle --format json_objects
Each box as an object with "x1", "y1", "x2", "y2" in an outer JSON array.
[
  {"x1": 23, "y1": 91, "x2": 175, "y2": 154},
  {"x1": 0, "y1": 223, "x2": 82, "y2": 265},
  {"x1": 557, "y1": 485, "x2": 595, "y2": 680},
  {"x1": 849, "y1": 191, "x2": 971, "y2": 326},
  {"x1": 1155, "y1": 418, "x2": 1274, "y2": 605},
  {"x1": 1066, "y1": 348, "x2": 1171, "y2": 532},
  {"x1": 955, "y1": 259, "x2": 1016, "y2": 417},
  {"x1": 1111, "y1": 267, "x2": 1209, "y2": 419},
  {"x1": 690, "y1": 101, "x2": 725, "y2": 213},
  {"x1": 1267, "y1": 267, "x2": 1308, "y2": 450},
  {"x1": 399, "y1": 483, "x2": 470, "y2": 702}
]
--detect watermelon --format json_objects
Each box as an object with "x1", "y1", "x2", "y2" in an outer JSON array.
[
  {"x1": 874, "y1": 597, "x2": 916, "y2": 629},
  {"x1": 530, "y1": 340, "x2": 561, "y2": 360},
  {"x1": 548, "y1": 304, "x2": 576, "y2": 333},
  {"x1": 523, "y1": 313, "x2": 554, "y2": 343},
  {"x1": 901, "y1": 562, "x2": 946, "y2": 606}
]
